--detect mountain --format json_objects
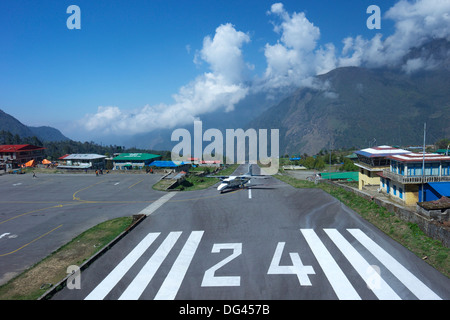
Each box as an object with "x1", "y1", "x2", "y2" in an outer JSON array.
[
  {"x1": 119, "y1": 88, "x2": 293, "y2": 151},
  {"x1": 0, "y1": 109, "x2": 70, "y2": 142},
  {"x1": 29, "y1": 126, "x2": 70, "y2": 142},
  {"x1": 248, "y1": 39, "x2": 450, "y2": 156}
]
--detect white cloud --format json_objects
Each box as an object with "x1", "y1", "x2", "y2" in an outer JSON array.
[
  {"x1": 261, "y1": 2, "x2": 336, "y2": 89},
  {"x1": 339, "y1": 0, "x2": 450, "y2": 69},
  {"x1": 199, "y1": 23, "x2": 251, "y2": 84},
  {"x1": 82, "y1": 23, "x2": 250, "y2": 135},
  {"x1": 81, "y1": 1, "x2": 450, "y2": 137}
]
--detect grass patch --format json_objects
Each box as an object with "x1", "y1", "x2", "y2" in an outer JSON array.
[
  {"x1": 175, "y1": 164, "x2": 240, "y2": 191},
  {"x1": 275, "y1": 174, "x2": 450, "y2": 278},
  {"x1": 153, "y1": 164, "x2": 240, "y2": 191},
  {"x1": 174, "y1": 176, "x2": 217, "y2": 191},
  {"x1": 0, "y1": 216, "x2": 133, "y2": 300}
]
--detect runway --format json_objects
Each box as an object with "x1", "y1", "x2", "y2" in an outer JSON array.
[{"x1": 45, "y1": 165, "x2": 450, "y2": 300}]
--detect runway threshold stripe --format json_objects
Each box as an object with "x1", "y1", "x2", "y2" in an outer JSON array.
[
  {"x1": 118, "y1": 231, "x2": 182, "y2": 300},
  {"x1": 301, "y1": 229, "x2": 361, "y2": 300},
  {"x1": 84, "y1": 232, "x2": 160, "y2": 300},
  {"x1": 154, "y1": 231, "x2": 204, "y2": 300},
  {"x1": 347, "y1": 229, "x2": 442, "y2": 300},
  {"x1": 140, "y1": 192, "x2": 177, "y2": 216},
  {"x1": 324, "y1": 229, "x2": 401, "y2": 300}
]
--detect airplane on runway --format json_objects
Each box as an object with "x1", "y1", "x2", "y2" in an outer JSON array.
[{"x1": 212, "y1": 164, "x2": 268, "y2": 193}]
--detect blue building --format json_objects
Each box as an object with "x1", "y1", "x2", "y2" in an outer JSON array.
[{"x1": 380, "y1": 153, "x2": 450, "y2": 204}]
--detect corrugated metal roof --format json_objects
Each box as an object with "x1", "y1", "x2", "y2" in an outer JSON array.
[
  {"x1": 64, "y1": 154, "x2": 106, "y2": 160},
  {"x1": 355, "y1": 145, "x2": 410, "y2": 158},
  {"x1": 428, "y1": 183, "x2": 450, "y2": 196},
  {"x1": 389, "y1": 153, "x2": 450, "y2": 162},
  {"x1": 0, "y1": 144, "x2": 45, "y2": 152},
  {"x1": 113, "y1": 153, "x2": 160, "y2": 161},
  {"x1": 320, "y1": 172, "x2": 359, "y2": 181},
  {"x1": 151, "y1": 161, "x2": 187, "y2": 167}
]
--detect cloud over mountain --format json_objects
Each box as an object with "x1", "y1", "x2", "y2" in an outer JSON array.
[
  {"x1": 80, "y1": 0, "x2": 450, "y2": 137},
  {"x1": 339, "y1": 0, "x2": 450, "y2": 68}
]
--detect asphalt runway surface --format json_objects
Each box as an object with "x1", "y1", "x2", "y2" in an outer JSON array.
[
  {"x1": 0, "y1": 172, "x2": 165, "y2": 285},
  {"x1": 43, "y1": 165, "x2": 450, "y2": 300}
]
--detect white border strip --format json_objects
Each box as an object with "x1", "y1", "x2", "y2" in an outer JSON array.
[{"x1": 140, "y1": 192, "x2": 177, "y2": 216}]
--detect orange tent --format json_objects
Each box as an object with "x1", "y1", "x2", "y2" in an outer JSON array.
[
  {"x1": 24, "y1": 159, "x2": 36, "y2": 167},
  {"x1": 42, "y1": 159, "x2": 52, "y2": 165}
]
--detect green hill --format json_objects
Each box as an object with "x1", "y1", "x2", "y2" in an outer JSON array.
[{"x1": 0, "y1": 109, "x2": 69, "y2": 142}]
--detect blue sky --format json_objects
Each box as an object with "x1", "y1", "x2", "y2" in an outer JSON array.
[{"x1": 0, "y1": 0, "x2": 448, "y2": 142}]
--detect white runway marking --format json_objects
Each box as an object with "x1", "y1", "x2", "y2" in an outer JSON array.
[
  {"x1": 118, "y1": 232, "x2": 182, "y2": 300},
  {"x1": 348, "y1": 229, "x2": 441, "y2": 300},
  {"x1": 154, "y1": 231, "x2": 204, "y2": 300},
  {"x1": 324, "y1": 229, "x2": 401, "y2": 300},
  {"x1": 84, "y1": 228, "x2": 443, "y2": 300},
  {"x1": 301, "y1": 229, "x2": 361, "y2": 300},
  {"x1": 85, "y1": 232, "x2": 160, "y2": 300}
]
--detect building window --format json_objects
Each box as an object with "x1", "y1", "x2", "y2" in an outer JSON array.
[
  {"x1": 431, "y1": 164, "x2": 439, "y2": 176},
  {"x1": 424, "y1": 164, "x2": 432, "y2": 176},
  {"x1": 445, "y1": 163, "x2": 450, "y2": 176},
  {"x1": 399, "y1": 187, "x2": 403, "y2": 199},
  {"x1": 393, "y1": 185, "x2": 397, "y2": 196}
]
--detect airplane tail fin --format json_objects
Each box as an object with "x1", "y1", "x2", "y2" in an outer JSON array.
[{"x1": 247, "y1": 164, "x2": 253, "y2": 176}]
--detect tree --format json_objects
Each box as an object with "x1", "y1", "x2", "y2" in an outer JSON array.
[
  {"x1": 301, "y1": 157, "x2": 315, "y2": 169},
  {"x1": 340, "y1": 158, "x2": 358, "y2": 172},
  {"x1": 436, "y1": 138, "x2": 450, "y2": 150},
  {"x1": 314, "y1": 157, "x2": 326, "y2": 170}
]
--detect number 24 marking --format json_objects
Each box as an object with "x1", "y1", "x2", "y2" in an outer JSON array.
[{"x1": 201, "y1": 242, "x2": 315, "y2": 287}]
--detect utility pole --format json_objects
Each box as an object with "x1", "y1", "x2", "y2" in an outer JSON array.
[{"x1": 421, "y1": 123, "x2": 426, "y2": 202}]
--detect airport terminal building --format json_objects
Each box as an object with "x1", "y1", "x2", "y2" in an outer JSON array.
[
  {"x1": 112, "y1": 153, "x2": 161, "y2": 170},
  {"x1": 57, "y1": 154, "x2": 107, "y2": 170}
]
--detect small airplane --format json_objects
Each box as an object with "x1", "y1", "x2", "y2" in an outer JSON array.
[{"x1": 212, "y1": 164, "x2": 268, "y2": 193}]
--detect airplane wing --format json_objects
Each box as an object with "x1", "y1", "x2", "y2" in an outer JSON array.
[{"x1": 206, "y1": 175, "x2": 233, "y2": 180}]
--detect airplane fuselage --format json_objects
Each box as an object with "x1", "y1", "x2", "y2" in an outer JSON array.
[{"x1": 217, "y1": 176, "x2": 250, "y2": 192}]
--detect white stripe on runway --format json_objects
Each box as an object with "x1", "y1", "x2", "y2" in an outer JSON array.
[
  {"x1": 154, "y1": 231, "x2": 204, "y2": 300},
  {"x1": 248, "y1": 188, "x2": 252, "y2": 199},
  {"x1": 118, "y1": 231, "x2": 182, "y2": 300},
  {"x1": 324, "y1": 229, "x2": 401, "y2": 300},
  {"x1": 85, "y1": 232, "x2": 160, "y2": 300},
  {"x1": 347, "y1": 229, "x2": 441, "y2": 300},
  {"x1": 301, "y1": 229, "x2": 361, "y2": 300},
  {"x1": 140, "y1": 192, "x2": 177, "y2": 216}
]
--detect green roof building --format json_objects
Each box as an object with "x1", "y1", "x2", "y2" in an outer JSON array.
[
  {"x1": 112, "y1": 153, "x2": 161, "y2": 170},
  {"x1": 435, "y1": 149, "x2": 449, "y2": 155},
  {"x1": 320, "y1": 171, "x2": 359, "y2": 182}
]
